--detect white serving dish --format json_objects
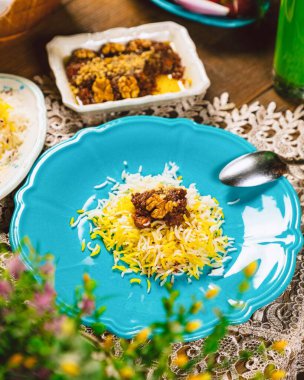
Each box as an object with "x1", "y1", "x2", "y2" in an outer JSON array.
[
  {"x1": 0, "y1": 74, "x2": 47, "y2": 200},
  {"x1": 46, "y1": 21, "x2": 210, "y2": 123}
]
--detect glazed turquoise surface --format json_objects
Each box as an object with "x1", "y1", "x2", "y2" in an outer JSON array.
[
  {"x1": 10, "y1": 116, "x2": 303, "y2": 341},
  {"x1": 150, "y1": 0, "x2": 270, "y2": 28}
]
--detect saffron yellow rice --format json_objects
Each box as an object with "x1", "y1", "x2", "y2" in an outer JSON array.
[
  {"x1": 0, "y1": 97, "x2": 28, "y2": 165},
  {"x1": 71, "y1": 163, "x2": 232, "y2": 289}
]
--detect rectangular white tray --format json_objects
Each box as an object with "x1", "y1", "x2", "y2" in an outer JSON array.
[{"x1": 46, "y1": 21, "x2": 210, "y2": 122}]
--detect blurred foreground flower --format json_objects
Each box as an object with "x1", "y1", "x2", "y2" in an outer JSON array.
[
  {"x1": 7, "y1": 353, "x2": 23, "y2": 368},
  {"x1": 78, "y1": 295, "x2": 95, "y2": 316},
  {"x1": 272, "y1": 340, "x2": 288, "y2": 353},
  {"x1": 6, "y1": 255, "x2": 26, "y2": 278},
  {"x1": 23, "y1": 356, "x2": 37, "y2": 369},
  {"x1": 172, "y1": 352, "x2": 188, "y2": 367},
  {"x1": 120, "y1": 366, "x2": 135, "y2": 379},
  {"x1": 30, "y1": 282, "x2": 56, "y2": 314},
  {"x1": 135, "y1": 328, "x2": 150, "y2": 344},
  {"x1": 244, "y1": 261, "x2": 258, "y2": 277},
  {"x1": 0, "y1": 242, "x2": 277, "y2": 380},
  {"x1": 205, "y1": 287, "x2": 220, "y2": 299},
  {"x1": 185, "y1": 320, "x2": 202, "y2": 332},
  {"x1": 60, "y1": 360, "x2": 80, "y2": 377},
  {"x1": 0, "y1": 279, "x2": 12, "y2": 298},
  {"x1": 270, "y1": 369, "x2": 286, "y2": 380}
]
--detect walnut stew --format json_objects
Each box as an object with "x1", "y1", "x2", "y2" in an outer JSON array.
[
  {"x1": 64, "y1": 39, "x2": 188, "y2": 105},
  {"x1": 131, "y1": 187, "x2": 189, "y2": 229}
]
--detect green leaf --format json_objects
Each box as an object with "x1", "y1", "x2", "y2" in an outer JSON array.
[
  {"x1": 239, "y1": 350, "x2": 253, "y2": 360},
  {"x1": 257, "y1": 341, "x2": 267, "y2": 354},
  {"x1": 91, "y1": 322, "x2": 105, "y2": 335},
  {"x1": 96, "y1": 306, "x2": 106, "y2": 316},
  {"x1": 238, "y1": 280, "x2": 250, "y2": 293},
  {"x1": 252, "y1": 371, "x2": 266, "y2": 380},
  {"x1": 0, "y1": 243, "x2": 9, "y2": 253},
  {"x1": 203, "y1": 316, "x2": 229, "y2": 355}
]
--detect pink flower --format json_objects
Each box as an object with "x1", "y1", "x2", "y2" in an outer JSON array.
[
  {"x1": 44, "y1": 315, "x2": 66, "y2": 334},
  {"x1": 31, "y1": 283, "x2": 56, "y2": 315},
  {"x1": 0, "y1": 279, "x2": 12, "y2": 299},
  {"x1": 79, "y1": 296, "x2": 95, "y2": 316},
  {"x1": 6, "y1": 256, "x2": 26, "y2": 279}
]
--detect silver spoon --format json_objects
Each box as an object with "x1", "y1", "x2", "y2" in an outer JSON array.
[{"x1": 219, "y1": 151, "x2": 304, "y2": 187}]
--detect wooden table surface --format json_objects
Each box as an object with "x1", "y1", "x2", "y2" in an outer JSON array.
[
  {"x1": 0, "y1": 1, "x2": 303, "y2": 378},
  {"x1": 0, "y1": 0, "x2": 296, "y2": 112}
]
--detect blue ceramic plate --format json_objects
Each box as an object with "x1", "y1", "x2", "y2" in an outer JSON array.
[
  {"x1": 150, "y1": 0, "x2": 270, "y2": 28},
  {"x1": 10, "y1": 116, "x2": 303, "y2": 341}
]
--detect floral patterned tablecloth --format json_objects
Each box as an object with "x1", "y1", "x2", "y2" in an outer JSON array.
[{"x1": 1, "y1": 76, "x2": 304, "y2": 379}]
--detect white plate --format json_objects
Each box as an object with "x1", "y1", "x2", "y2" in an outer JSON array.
[
  {"x1": 0, "y1": 74, "x2": 47, "y2": 200},
  {"x1": 46, "y1": 21, "x2": 210, "y2": 123}
]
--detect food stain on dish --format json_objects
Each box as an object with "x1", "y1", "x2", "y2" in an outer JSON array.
[
  {"x1": 70, "y1": 162, "x2": 234, "y2": 292},
  {"x1": 0, "y1": 88, "x2": 29, "y2": 182},
  {"x1": 64, "y1": 39, "x2": 189, "y2": 105}
]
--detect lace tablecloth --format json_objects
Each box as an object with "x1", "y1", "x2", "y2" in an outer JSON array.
[{"x1": 1, "y1": 76, "x2": 304, "y2": 379}]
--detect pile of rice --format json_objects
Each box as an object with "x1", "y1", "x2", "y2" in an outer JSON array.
[
  {"x1": 71, "y1": 163, "x2": 231, "y2": 289},
  {"x1": 0, "y1": 95, "x2": 28, "y2": 165}
]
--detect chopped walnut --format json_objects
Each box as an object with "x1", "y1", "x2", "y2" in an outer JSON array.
[
  {"x1": 100, "y1": 42, "x2": 125, "y2": 56},
  {"x1": 92, "y1": 77, "x2": 114, "y2": 103},
  {"x1": 131, "y1": 187, "x2": 188, "y2": 229},
  {"x1": 151, "y1": 200, "x2": 177, "y2": 219},
  {"x1": 146, "y1": 193, "x2": 164, "y2": 211},
  {"x1": 133, "y1": 215, "x2": 151, "y2": 229},
  {"x1": 145, "y1": 193, "x2": 176, "y2": 219},
  {"x1": 72, "y1": 48, "x2": 98, "y2": 60},
  {"x1": 65, "y1": 39, "x2": 185, "y2": 105},
  {"x1": 117, "y1": 75, "x2": 140, "y2": 99},
  {"x1": 126, "y1": 39, "x2": 153, "y2": 53}
]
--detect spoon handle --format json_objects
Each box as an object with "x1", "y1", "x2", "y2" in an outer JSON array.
[{"x1": 282, "y1": 158, "x2": 304, "y2": 166}]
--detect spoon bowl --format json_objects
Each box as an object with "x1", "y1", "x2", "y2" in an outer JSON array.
[{"x1": 219, "y1": 151, "x2": 304, "y2": 187}]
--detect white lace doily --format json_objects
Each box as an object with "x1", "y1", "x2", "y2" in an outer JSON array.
[{"x1": 1, "y1": 76, "x2": 304, "y2": 379}]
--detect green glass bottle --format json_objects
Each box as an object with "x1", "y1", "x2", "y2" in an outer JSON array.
[{"x1": 273, "y1": 0, "x2": 304, "y2": 100}]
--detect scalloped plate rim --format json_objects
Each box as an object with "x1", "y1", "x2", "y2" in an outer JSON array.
[
  {"x1": 10, "y1": 115, "x2": 303, "y2": 341},
  {"x1": 0, "y1": 74, "x2": 47, "y2": 200}
]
